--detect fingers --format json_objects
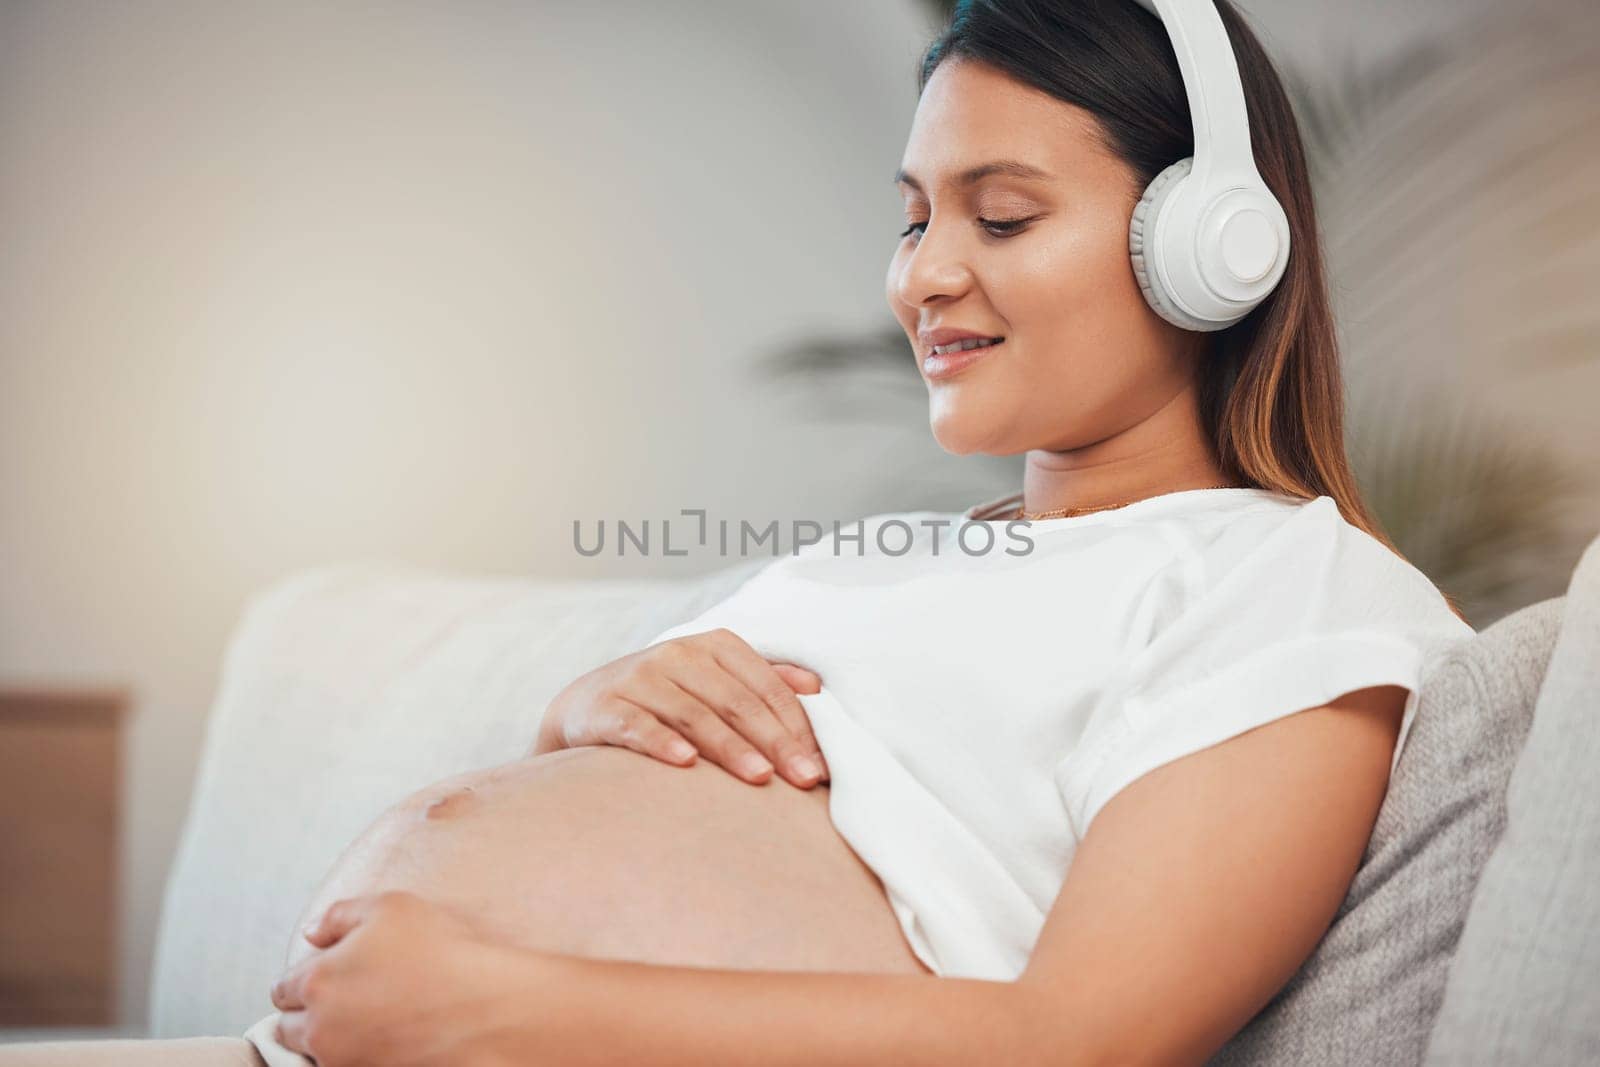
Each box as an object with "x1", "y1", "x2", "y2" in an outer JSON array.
[
  {"x1": 673, "y1": 648, "x2": 819, "y2": 788},
  {"x1": 562, "y1": 683, "x2": 767, "y2": 783},
  {"x1": 271, "y1": 960, "x2": 311, "y2": 1011},
  {"x1": 770, "y1": 662, "x2": 822, "y2": 695},
  {"x1": 635, "y1": 674, "x2": 782, "y2": 785},
  {"x1": 768, "y1": 662, "x2": 830, "y2": 781},
  {"x1": 301, "y1": 895, "x2": 374, "y2": 949},
  {"x1": 603, "y1": 699, "x2": 699, "y2": 765},
  {"x1": 274, "y1": 1010, "x2": 308, "y2": 1055},
  {"x1": 544, "y1": 631, "x2": 830, "y2": 789},
  {"x1": 760, "y1": 663, "x2": 830, "y2": 781},
  {"x1": 705, "y1": 634, "x2": 828, "y2": 785}
]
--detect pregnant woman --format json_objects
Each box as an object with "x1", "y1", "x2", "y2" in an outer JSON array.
[{"x1": 0, "y1": 2, "x2": 1476, "y2": 1065}]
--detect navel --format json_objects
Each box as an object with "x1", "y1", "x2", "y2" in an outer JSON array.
[{"x1": 423, "y1": 785, "x2": 478, "y2": 820}]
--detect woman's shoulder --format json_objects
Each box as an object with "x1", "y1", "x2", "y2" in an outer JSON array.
[{"x1": 1178, "y1": 493, "x2": 1473, "y2": 640}]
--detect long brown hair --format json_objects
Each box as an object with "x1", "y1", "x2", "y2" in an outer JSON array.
[{"x1": 920, "y1": 0, "x2": 1467, "y2": 621}]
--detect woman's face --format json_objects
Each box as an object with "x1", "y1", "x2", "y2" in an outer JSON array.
[{"x1": 887, "y1": 57, "x2": 1202, "y2": 457}]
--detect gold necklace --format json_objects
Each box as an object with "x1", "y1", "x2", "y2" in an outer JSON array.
[{"x1": 1013, "y1": 482, "x2": 1237, "y2": 521}]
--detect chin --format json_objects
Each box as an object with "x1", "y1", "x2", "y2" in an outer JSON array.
[{"x1": 928, "y1": 409, "x2": 1005, "y2": 457}]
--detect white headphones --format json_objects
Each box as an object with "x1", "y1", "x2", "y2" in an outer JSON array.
[{"x1": 1127, "y1": 0, "x2": 1290, "y2": 331}]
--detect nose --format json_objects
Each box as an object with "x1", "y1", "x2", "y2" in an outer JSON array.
[{"x1": 887, "y1": 218, "x2": 973, "y2": 310}]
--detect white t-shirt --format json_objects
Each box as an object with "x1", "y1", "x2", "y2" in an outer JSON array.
[{"x1": 642, "y1": 487, "x2": 1475, "y2": 981}]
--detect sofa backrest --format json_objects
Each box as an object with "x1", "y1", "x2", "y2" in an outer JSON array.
[
  {"x1": 1210, "y1": 595, "x2": 1566, "y2": 1066},
  {"x1": 1424, "y1": 535, "x2": 1600, "y2": 1065}
]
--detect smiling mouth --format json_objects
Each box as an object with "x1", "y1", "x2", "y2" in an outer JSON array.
[
  {"x1": 929, "y1": 336, "x2": 1005, "y2": 356},
  {"x1": 922, "y1": 338, "x2": 1005, "y2": 379}
]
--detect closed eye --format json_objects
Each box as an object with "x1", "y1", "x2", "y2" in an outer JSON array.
[{"x1": 899, "y1": 217, "x2": 1034, "y2": 239}]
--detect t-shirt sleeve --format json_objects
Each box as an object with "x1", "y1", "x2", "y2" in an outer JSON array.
[{"x1": 1056, "y1": 496, "x2": 1476, "y2": 839}]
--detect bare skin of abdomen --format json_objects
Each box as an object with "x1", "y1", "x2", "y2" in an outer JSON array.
[{"x1": 285, "y1": 745, "x2": 931, "y2": 977}]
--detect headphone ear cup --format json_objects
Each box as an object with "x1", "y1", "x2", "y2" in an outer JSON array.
[{"x1": 1130, "y1": 158, "x2": 1216, "y2": 333}]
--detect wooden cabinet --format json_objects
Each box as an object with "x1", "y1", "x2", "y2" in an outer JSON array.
[{"x1": 0, "y1": 688, "x2": 127, "y2": 1026}]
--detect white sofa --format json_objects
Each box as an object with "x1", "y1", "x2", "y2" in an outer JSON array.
[{"x1": 145, "y1": 535, "x2": 1600, "y2": 1064}]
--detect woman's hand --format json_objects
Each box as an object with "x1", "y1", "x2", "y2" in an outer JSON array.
[
  {"x1": 531, "y1": 628, "x2": 830, "y2": 788},
  {"x1": 271, "y1": 890, "x2": 549, "y2": 1067}
]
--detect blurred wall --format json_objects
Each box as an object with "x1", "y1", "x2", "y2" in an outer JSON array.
[
  {"x1": 0, "y1": 0, "x2": 1585, "y2": 1032},
  {"x1": 0, "y1": 0, "x2": 944, "y2": 1026}
]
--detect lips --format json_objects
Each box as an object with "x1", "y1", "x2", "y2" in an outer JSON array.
[
  {"x1": 917, "y1": 326, "x2": 1006, "y2": 358},
  {"x1": 930, "y1": 336, "x2": 1003, "y2": 356},
  {"x1": 921, "y1": 337, "x2": 1005, "y2": 380}
]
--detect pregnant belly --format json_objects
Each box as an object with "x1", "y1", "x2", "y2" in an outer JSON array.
[{"x1": 288, "y1": 745, "x2": 930, "y2": 976}]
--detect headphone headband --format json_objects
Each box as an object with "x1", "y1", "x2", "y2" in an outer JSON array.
[{"x1": 1131, "y1": 0, "x2": 1258, "y2": 185}]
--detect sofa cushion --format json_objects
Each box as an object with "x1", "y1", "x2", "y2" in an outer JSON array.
[
  {"x1": 149, "y1": 559, "x2": 768, "y2": 1037},
  {"x1": 1210, "y1": 595, "x2": 1565, "y2": 1066},
  {"x1": 1425, "y1": 535, "x2": 1600, "y2": 1065}
]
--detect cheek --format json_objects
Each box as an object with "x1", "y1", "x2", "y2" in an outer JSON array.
[
  {"x1": 1001, "y1": 217, "x2": 1134, "y2": 328},
  {"x1": 995, "y1": 214, "x2": 1158, "y2": 414}
]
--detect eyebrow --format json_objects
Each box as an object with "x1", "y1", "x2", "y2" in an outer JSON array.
[{"x1": 893, "y1": 159, "x2": 1054, "y2": 191}]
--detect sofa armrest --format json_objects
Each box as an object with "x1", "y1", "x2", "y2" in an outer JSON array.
[{"x1": 148, "y1": 558, "x2": 765, "y2": 1037}]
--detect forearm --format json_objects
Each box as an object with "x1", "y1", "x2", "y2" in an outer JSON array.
[{"x1": 490, "y1": 951, "x2": 1066, "y2": 1066}]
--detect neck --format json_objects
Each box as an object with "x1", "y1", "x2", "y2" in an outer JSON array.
[{"x1": 1019, "y1": 388, "x2": 1234, "y2": 514}]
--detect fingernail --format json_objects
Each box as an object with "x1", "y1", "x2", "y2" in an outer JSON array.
[
  {"x1": 789, "y1": 755, "x2": 822, "y2": 781},
  {"x1": 667, "y1": 738, "x2": 696, "y2": 761},
  {"x1": 739, "y1": 752, "x2": 773, "y2": 778}
]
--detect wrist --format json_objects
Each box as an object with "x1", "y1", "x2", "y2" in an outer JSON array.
[{"x1": 471, "y1": 943, "x2": 587, "y2": 1066}]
